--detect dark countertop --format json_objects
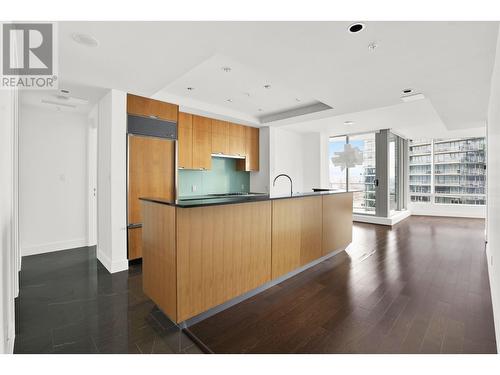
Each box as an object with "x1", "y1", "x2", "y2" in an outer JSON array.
[{"x1": 140, "y1": 190, "x2": 353, "y2": 208}]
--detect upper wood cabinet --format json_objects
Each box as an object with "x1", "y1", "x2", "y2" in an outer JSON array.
[
  {"x1": 229, "y1": 123, "x2": 246, "y2": 156},
  {"x1": 178, "y1": 112, "x2": 193, "y2": 169},
  {"x1": 192, "y1": 115, "x2": 212, "y2": 170},
  {"x1": 237, "y1": 126, "x2": 260, "y2": 172},
  {"x1": 127, "y1": 94, "x2": 178, "y2": 122},
  {"x1": 211, "y1": 120, "x2": 230, "y2": 155},
  {"x1": 177, "y1": 112, "x2": 259, "y2": 171}
]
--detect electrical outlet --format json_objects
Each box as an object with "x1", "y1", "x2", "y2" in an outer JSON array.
[{"x1": 191, "y1": 185, "x2": 197, "y2": 192}]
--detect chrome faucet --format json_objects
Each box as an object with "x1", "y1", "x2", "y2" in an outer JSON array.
[{"x1": 273, "y1": 174, "x2": 293, "y2": 196}]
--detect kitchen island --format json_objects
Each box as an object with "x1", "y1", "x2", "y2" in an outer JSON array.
[{"x1": 140, "y1": 191, "x2": 353, "y2": 323}]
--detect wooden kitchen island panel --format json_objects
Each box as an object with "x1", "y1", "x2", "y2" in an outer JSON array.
[
  {"x1": 142, "y1": 201, "x2": 177, "y2": 322},
  {"x1": 176, "y1": 201, "x2": 272, "y2": 322},
  {"x1": 141, "y1": 192, "x2": 353, "y2": 324},
  {"x1": 271, "y1": 196, "x2": 322, "y2": 278}
]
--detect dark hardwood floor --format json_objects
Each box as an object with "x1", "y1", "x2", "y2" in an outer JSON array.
[
  {"x1": 188, "y1": 216, "x2": 497, "y2": 354},
  {"x1": 14, "y1": 247, "x2": 201, "y2": 354}
]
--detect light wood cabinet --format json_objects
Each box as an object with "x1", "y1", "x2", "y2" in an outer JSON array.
[
  {"x1": 192, "y1": 115, "x2": 212, "y2": 170},
  {"x1": 211, "y1": 119, "x2": 230, "y2": 155},
  {"x1": 178, "y1": 112, "x2": 193, "y2": 169},
  {"x1": 127, "y1": 93, "x2": 178, "y2": 122},
  {"x1": 237, "y1": 126, "x2": 259, "y2": 171},
  {"x1": 127, "y1": 227, "x2": 143, "y2": 261},
  {"x1": 271, "y1": 196, "x2": 322, "y2": 278},
  {"x1": 176, "y1": 201, "x2": 272, "y2": 321},
  {"x1": 142, "y1": 201, "x2": 178, "y2": 321},
  {"x1": 322, "y1": 193, "x2": 353, "y2": 254},
  {"x1": 229, "y1": 123, "x2": 246, "y2": 156},
  {"x1": 141, "y1": 192, "x2": 353, "y2": 323}
]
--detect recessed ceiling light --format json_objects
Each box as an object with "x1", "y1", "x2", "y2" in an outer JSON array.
[
  {"x1": 368, "y1": 42, "x2": 378, "y2": 51},
  {"x1": 264, "y1": 84, "x2": 271, "y2": 89},
  {"x1": 258, "y1": 108, "x2": 263, "y2": 112},
  {"x1": 60, "y1": 89, "x2": 70, "y2": 94},
  {"x1": 227, "y1": 98, "x2": 233, "y2": 102},
  {"x1": 244, "y1": 92, "x2": 251, "y2": 97},
  {"x1": 295, "y1": 98, "x2": 301, "y2": 102},
  {"x1": 402, "y1": 88, "x2": 413, "y2": 94},
  {"x1": 186, "y1": 87, "x2": 194, "y2": 91},
  {"x1": 344, "y1": 121, "x2": 355, "y2": 125},
  {"x1": 71, "y1": 33, "x2": 99, "y2": 47},
  {"x1": 221, "y1": 66, "x2": 232, "y2": 73},
  {"x1": 348, "y1": 23, "x2": 365, "y2": 33}
]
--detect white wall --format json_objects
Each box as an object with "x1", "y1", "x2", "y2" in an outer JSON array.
[
  {"x1": 0, "y1": 89, "x2": 19, "y2": 354},
  {"x1": 410, "y1": 202, "x2": 486, "y2": 218},
  {"x1": 268, "y1": 127, "x2": 326, "y2": 195},
  {"x1": 97, "y1": 89, "x2": 128, "y2": 274},
  {"x1": 486, "y1": 28, "x2": 500, "y2": 350},
  {"x1": 19, "y1": 106, "x2": 89, "y2": 256}
]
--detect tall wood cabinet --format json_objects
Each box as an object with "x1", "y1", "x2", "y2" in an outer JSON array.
[{"x1": 127, "y1": 94, "x2": 177, "y2": 260}]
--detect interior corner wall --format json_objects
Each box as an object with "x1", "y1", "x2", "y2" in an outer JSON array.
[
  {"x1": 97, "y1": 89, "x2": 128, "y2": 274},
  {"x1": 486, "y1": 27, "x2": 500, "y2": 351},
  {"x1": 19, "y1": 105, "x2": 89, "y2": 256}
]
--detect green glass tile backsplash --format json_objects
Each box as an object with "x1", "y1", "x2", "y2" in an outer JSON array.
[{"x1": 178, "y1": 157, "x2": 250, "y2": 197}]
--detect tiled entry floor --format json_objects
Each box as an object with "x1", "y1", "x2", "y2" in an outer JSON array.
[{"x1": 14, "y1": 247, "x2": 202, "y2": 354}]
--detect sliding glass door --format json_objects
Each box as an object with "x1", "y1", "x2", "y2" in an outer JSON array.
[
  {"x1": 348, "y1": 133, "x2": 376, "y2": 215},
  {"x1": 329, "y1": 130, "x2": 407, "y2": 217}
]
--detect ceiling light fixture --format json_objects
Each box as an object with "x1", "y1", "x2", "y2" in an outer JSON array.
[
  {"x1": 221, "y1": 66, "x2": 232, "y2": 73},
  {"x1": 227, "y1": 99, "x2": 233, "y2": 102},
  {"x1": 295, "y1": 98, "x2": 301, "y2": 102},
  {"x1": 60, "y1": 89, "x2": 70, "y2": 94},
  {"x1": 71, "y1": 33, "x2": 99, "y2": 47},
  {"x1": 344, "y1": 121, "x2": 355, "y2": 125},
  {"x1": 348, "y1": 23, "x2": 365, "y2": 33},
  {"x1": 264, "y1": 84, "x2": 271, "y2": 89},
  {"x1": 402, "y1": 88, "x2": 413, "y2": 94}
]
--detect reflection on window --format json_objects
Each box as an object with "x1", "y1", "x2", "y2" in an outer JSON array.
[{"x1": 328, "y1": 133, "x2": 376, "y2": 215}]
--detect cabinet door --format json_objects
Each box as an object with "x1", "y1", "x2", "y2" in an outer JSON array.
[
  {"x1": 229, "y1": 123, "x2": 246, "y2": 156},
  {"x1": 192, "y1": 115, "x2": 212, "y2": 170},
  {"x1": 211, "y1": 119, "x2": 230, "y2": 154},
  {"x1": 127, "y1": 227, "x2": 143, "y2": 260},
  {"x1": 178, "y1": 112, "x2": 193, "y2": 169},
  {"x1": 237, "y1": 126, "x2": 260, "y2": 172},
  {"x1": 128, "y1": 135, "x2": 175, "y2": 225},
  {"x1": 127, "y1": 94, "x2": 178, "y2": 122}
]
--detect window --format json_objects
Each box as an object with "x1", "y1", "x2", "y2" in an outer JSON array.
[
  {"x1": 348, "y1": 133, "x2": 376, "y2": 215},
  {"x1": 409, "y1": 137, "x2": 486, "y2": 205},
  {"x1": 328, "y1": 133, "x2": 376, "y2": 215},
  {"x1": 328, "y1": 136, "x2": 348, "y2": 190}
]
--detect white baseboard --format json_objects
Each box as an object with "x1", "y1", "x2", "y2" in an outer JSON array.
[
  {"x1": 21, "y1": 238, "x2": 88, "y2": 256},
  {"x1": 353, "y1": 210, "x2": 411, "y2": 226},
  {"x1": 96, "y1": 248, "x2": 128, "y2": 274}
]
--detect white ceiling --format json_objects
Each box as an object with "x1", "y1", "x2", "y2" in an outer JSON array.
[
  {"x1": 20, "y1": 82, "x2": 107, "y2": 114},
  {"x1": 57, "y1": 21, "x2": 499, "y2": 136}
]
